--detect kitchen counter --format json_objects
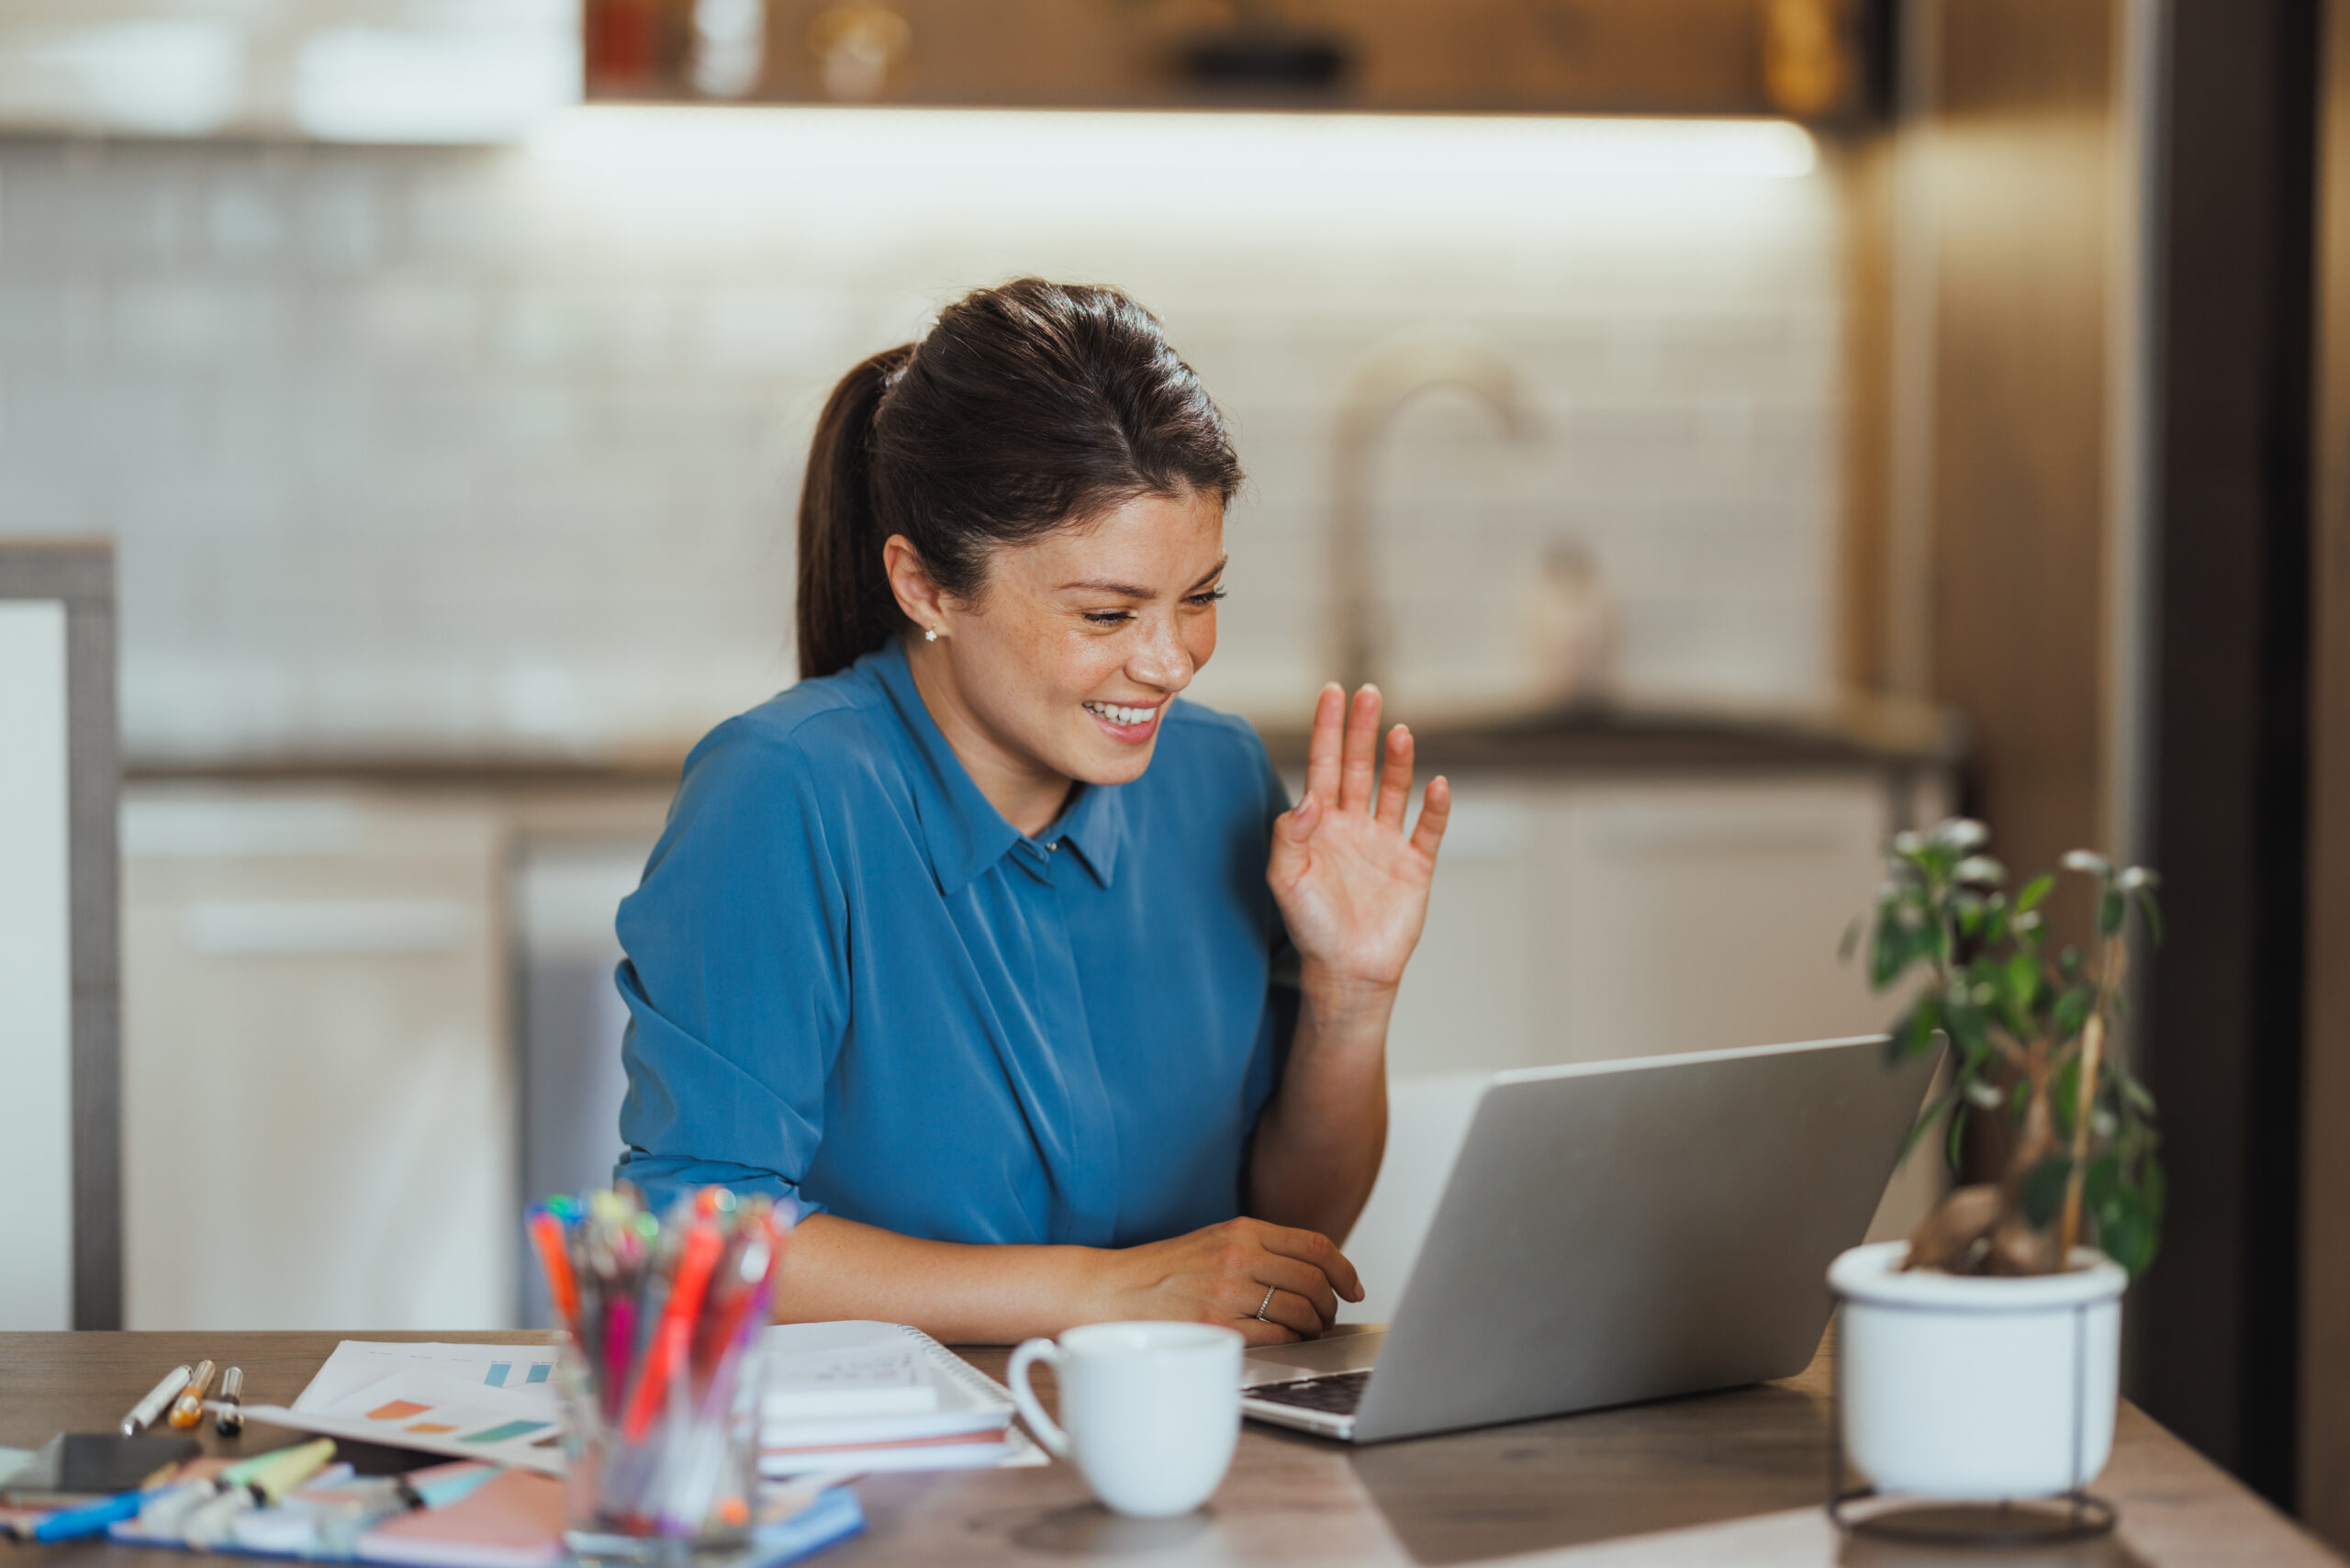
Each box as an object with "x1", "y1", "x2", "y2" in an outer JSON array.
[{"x1": 122, "y1": 694, "x2": 1965, "y2": 792}]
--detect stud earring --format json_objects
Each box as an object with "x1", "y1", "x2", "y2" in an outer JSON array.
[{"x1": 923, "y1": 628, "x2": 938, "y2": 643}]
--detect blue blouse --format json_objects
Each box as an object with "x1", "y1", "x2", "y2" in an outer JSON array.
[{"x1": 612, "y1": 638, "x2": 1297, "y2": 1246}]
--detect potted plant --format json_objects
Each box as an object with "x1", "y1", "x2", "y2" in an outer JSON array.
[{"x1": 1831, "y1": 817, "x2": 2164, "y2": 1506}]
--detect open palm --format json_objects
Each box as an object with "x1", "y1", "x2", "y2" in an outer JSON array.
[{"x1": 1267, "y1": 685, "x2": 1450, "y2": 991}]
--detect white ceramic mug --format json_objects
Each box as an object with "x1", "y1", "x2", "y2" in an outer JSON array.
[{"x1": 1007, "y1": 1321, "x2": 1243, "y2": 1518}]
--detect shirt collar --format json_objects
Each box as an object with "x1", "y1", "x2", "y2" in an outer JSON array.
[{"x1": 869, "y1": 638, "x2": 1125, "y2": 895}]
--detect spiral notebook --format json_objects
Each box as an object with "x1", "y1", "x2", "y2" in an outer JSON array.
[{"x1": 757, "y1": 1323, "x2": 1046, "y2": 1475}]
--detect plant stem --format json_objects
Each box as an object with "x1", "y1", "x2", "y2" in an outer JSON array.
[{"x1": 2056, "y1": 932, "x2": 2121, "y2": 1260}]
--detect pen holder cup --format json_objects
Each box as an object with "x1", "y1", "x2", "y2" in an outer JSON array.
[{"x1": 559, "y1": 1339, "x2": 767, "y2": 1566}]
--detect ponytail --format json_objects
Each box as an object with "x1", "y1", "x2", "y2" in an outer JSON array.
[
  {"x1": 796, "y1": 342, "x2": 916, "y2": 679},
  {"x1": 792, "y1": 281, "x2": 1243, "y2": 683}
]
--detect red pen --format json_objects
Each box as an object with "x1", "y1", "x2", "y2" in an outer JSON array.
[{"x1": 621, "y1": 1215, "x2": 726, "y2": 1441}]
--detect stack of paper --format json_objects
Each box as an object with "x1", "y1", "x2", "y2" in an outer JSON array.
[{"x1": 757, "y1": 1324, "x2": 1046, "y2": 1475}]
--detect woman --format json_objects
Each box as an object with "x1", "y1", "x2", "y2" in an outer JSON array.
[{"x1": 614, "y1": 279, "x2": 1449, "y2": 1347}]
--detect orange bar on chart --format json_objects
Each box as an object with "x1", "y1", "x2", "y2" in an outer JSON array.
[{"x1": 368, "y1": 1400, "x2": 432, "y2": 1421}]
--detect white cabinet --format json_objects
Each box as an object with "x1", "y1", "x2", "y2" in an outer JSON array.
[
  {"x1": 0, "y1": 600, "x2": 73, "y2": 1330},
  {"x1": 120, "y1": 789, "x2": 514, "y2": 1330},
  {"x1": 1345, "y1": 768, "x2": 1954, "y2": 1322}
]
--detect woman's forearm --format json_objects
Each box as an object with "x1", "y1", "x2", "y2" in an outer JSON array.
[
  {"x1": 772, "y1": 1209, "x2": 1364, "y2": 1346},
  {"x1": 770, "y1": 1214, "x2": 1102, "y2": 1343},
  {"x1": 1245, "y1": 969, "x2": 1393, "y2": 1242}
]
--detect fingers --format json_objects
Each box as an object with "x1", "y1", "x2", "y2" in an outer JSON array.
[
  {"x1": 1257, "y1": 1288, "x2": 1326, "y2": 1339},
  {"x1": 1254, "y1": 1223, "x2": 1365, "y2": 1305},
  {"x1": 1245, "y1": 1251, "x2": 1341, "y2": 1327},
  {"x1": 1410, "y1": 775, "x2": 1452, "y2": 862},
  {"x1": 1280, "y1": 790, "x2": 1321, "y2": 844},
  {"x1": 1338, "y1": 686, "x2": 1382, "y2": 812},
  {"x1": 1237, "y1": 1316, "x2": 1304, "y2": 1349},
  {"x1": 1304, "y1": 683, "x2": 1344, "y2": 806},
  {"x1": 1373, "y1": 724, "x2": 1414, "y2": 832}
]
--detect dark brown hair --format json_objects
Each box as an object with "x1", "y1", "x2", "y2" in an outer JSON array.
[{"x1": 794, "y1": 279, "x2": 1244, "y2": 679}]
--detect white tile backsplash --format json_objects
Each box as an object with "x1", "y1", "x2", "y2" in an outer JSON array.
[{"x1": 0, "y1": 109, "x2": 1845, "y2": 758}]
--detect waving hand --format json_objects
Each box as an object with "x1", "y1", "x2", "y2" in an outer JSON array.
[{"x1": 1266, "y1": 685, "x2": 1449, "y2": 992}]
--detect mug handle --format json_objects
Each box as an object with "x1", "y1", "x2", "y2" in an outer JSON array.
[{"x1": 1007, "y1": 1338, "x2": 1071, "y2": 1462}]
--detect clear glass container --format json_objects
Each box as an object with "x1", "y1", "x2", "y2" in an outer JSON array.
[{"x1": 559, "y1": 1338, "x2": 765, "y2": 1565}]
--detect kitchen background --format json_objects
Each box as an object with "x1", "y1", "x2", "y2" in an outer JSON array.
[{"x1": 1, "y1": 2, "x2": 1929, "y2": 1341}]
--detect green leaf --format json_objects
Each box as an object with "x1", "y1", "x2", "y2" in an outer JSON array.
[
  {"x1": 2082, "y1": 1151, "x2": 2121, "y2": 1212},
  {"x1": 1869, "y1": 908, "x2": 1905, "y2": 990},
  {"x1": 2095, "y1": 1185, "x2": 2159, "y2": 1276},
  {"x1": 2020, "y1": 1155, "x2": 2074, "y2": 1229},
  {"x1": 1897, "y1": 1082, "x2": 1964, "y2": 1166},
  {"x1": 1945, "y1": 1103, "x2": 1971, "y2": 1173},
  {"x1": 1956, "y1": 895, "x2": 1986, "y2": 939},
  {"x1": 2016, "y1": 873, "x2": 2056, "y2": 913},
  {"x1": 1840, "y1": 916, "x2": 1863, "y2": 962},
  {"x1": 2052, "y1": 983, "x2": 2094, "y2": 1043},
  {"x1": 2136, "y1": 890, "x2": 2165, "y2": 945},
  {"x1": 2000, "y1": 951, "x2": 2042, "y2": 1036},
  {"x1": 2050, "y1": 1056, "x2": 2081, "y2": 1140},
  {"x1": 1897, "y1": 991, "x2": 1943, "y2": 1058},
  {"x1": 1942, "y1": 992, "x2": 1991, "y2": 1064},
  {"x1": 2098, "y1": 888, "x2": 2127, "y2": 937},
  {"x1": 2058, "y1": 946, "x2": 2086, "y2": 979}
]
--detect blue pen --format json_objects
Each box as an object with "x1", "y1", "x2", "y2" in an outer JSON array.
[{"x1": 30, "y1": 1489, "x2": 146, "y2": 1542}]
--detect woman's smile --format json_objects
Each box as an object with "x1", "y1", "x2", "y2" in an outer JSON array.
[{"x1": 1083, "y1": 699, "x2": 1163, "y2": 743}]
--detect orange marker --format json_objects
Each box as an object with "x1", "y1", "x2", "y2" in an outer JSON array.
[{"x1": 528, "y1": 1211, "x2": 580, "y2": 1333}]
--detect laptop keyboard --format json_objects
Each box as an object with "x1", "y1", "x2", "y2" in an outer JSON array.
[{"x1": 1247, "y1": 1370, "x2": 1370, "y2": 1416}]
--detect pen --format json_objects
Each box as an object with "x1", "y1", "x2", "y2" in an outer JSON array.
[
  {"x1": 121, "y1": 1363, "x2": 193, "y2": 1435},
  {"x1": 169, "y1": 1359, "x2": 218, "y2": 1429},
  {"x1": 28, "y1": 1488, "x2": 148, "y2": 1542},
  {"x1": 622, "y1": 1207, "x2": 726, "y2": 1441},
  {"x1": 529, "y1": 1210, "x2": 582, "y2": 1336},
  {"x1": 214, "y1": 1366, "x2": 245, "y2": 1435}
]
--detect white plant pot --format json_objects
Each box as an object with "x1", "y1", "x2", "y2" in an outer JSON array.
[{"x1": 1830, "y1": 1239, "x2": 2126, "y2": 1501}]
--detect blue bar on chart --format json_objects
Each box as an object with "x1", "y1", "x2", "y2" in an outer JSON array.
[{"x1": 485, "y1": 1362, "x2": 511, "y2": 1387}]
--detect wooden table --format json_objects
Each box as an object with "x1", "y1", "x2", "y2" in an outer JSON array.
[{"x1": 2, "y1": 1331, "x2": 2337, "y2": 1566}]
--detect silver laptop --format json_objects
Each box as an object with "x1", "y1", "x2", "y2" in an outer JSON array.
[{"x1": 1241, "y1": 1035, "x2": 1934, "y2": 1442}]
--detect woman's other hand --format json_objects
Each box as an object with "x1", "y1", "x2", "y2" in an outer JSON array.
[
  {"x1": 1091, "y1": 1216, "x2": 1365, "y2": 1347},
  {"x1": 1268, "y1": 684, "x2": 1449, "y2": 1004}
]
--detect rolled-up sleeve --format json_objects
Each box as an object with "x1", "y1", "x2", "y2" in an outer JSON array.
[{"x1": 614, "y1": 719, "x2": 849, "y2": 1215}]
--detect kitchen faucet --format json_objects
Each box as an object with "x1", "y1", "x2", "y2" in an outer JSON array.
[{"x1": 1329, "y1": 336, "x2": 1532, "y2": 696}]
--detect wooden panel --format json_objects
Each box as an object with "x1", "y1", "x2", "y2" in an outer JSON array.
[
  {"x1": 2138, "y1": 0, "x2": 2321, "y2": 1508},
  {"x1": 591, "y1": 0, "x2": 1886, "y2": 118},
  {"x1": 1831, "y1": 129, "x2": 1897, "y2": 693},
  {"x1": 2303, "y1": 0, "x2": 2350, "y2": 1545},
  {"x1": 1919, "y1": 0, "x2": 2115, "y2": 886}
]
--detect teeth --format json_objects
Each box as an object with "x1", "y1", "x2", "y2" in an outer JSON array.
[{"x1": 1086, "y1": 701, "x2": 1156, "y2": 727}]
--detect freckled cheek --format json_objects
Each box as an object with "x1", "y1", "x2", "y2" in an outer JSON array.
[
  {"x1": 1187, "y1": 611, "x2": 1218, "y2": 673},
  {"x1": 1057, "y1": 630, "x2": 1130, "y2": 704}
]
